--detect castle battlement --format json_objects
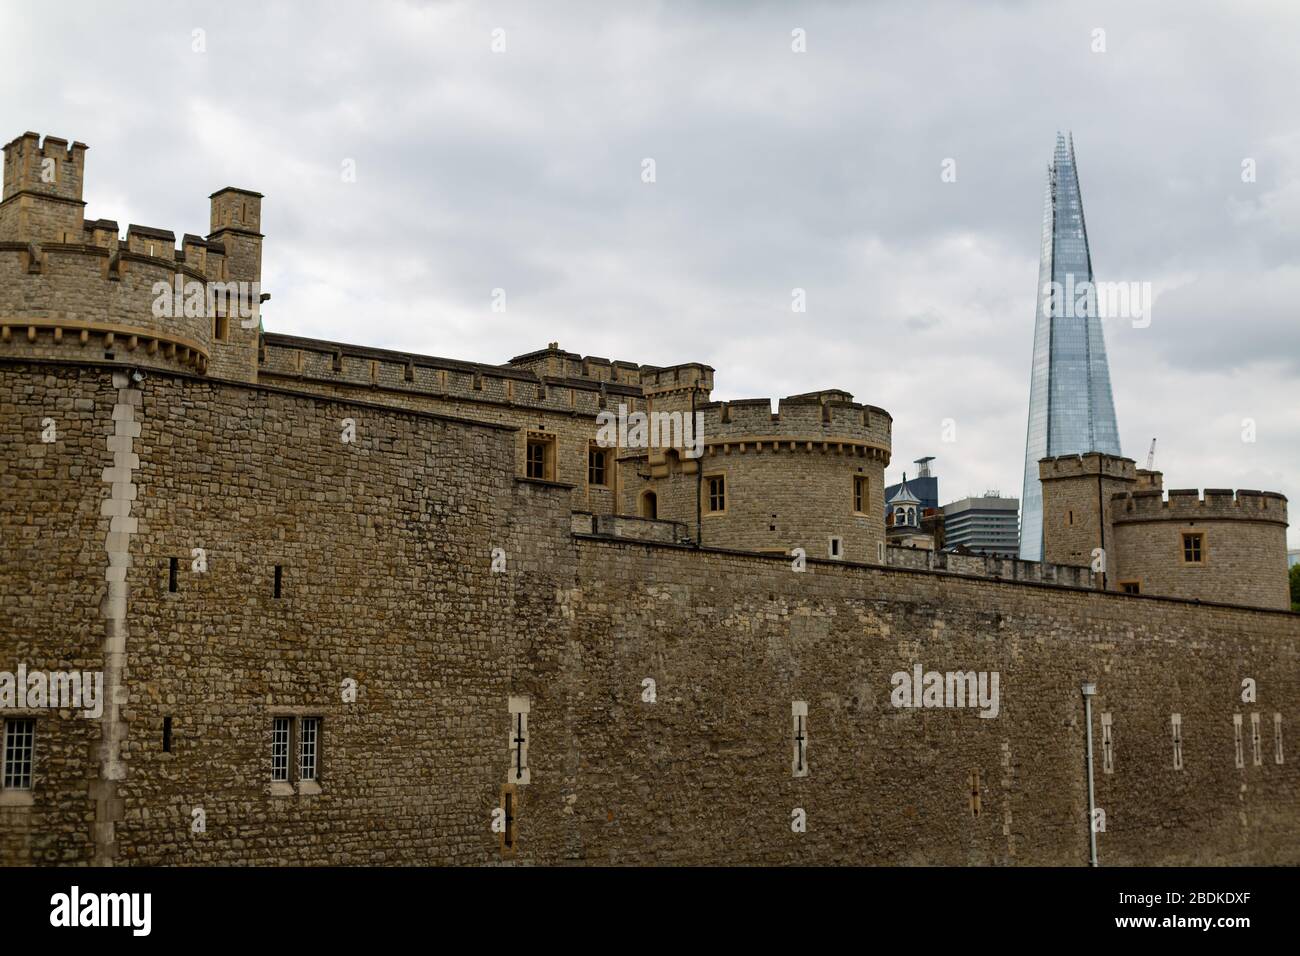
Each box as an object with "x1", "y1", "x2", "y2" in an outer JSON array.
[
  {"x1": 2, "y1": 131, "x2": 87, "y2": 203},
  {"x1": 1039, "y1": 452, "x2": 1137, "y2": 482},
  {"x1": 698, "y1": 392, "x2": 891, "y2": 456},
  {"x1": 260, "y1": 332, "x2": 646, "y2": 419},
  {"x1": 1112, "y1": 487, "x2": 1289, "y2": 525},
  {"x1": 0, "y1": 242, "x2": 213, "y2": 373}
]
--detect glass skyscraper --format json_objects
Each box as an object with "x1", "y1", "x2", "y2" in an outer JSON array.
[{"x1": 1019, "y1": 133, "x2": 1121, "y2": 561}]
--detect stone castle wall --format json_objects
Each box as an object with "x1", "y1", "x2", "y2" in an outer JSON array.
[{"x1": 1, "y1": 359, "x2": 1296, "y2": 866}]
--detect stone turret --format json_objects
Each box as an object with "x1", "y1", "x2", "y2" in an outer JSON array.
[{"x1": 0, "y1": 132, "x2": 264, "y2": 380}]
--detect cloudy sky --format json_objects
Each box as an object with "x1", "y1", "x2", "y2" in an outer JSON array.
[{"x1": 4, "y1": 0, "x2": 1298, "y2": 546}]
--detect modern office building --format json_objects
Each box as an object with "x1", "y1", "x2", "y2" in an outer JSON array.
[
  {"x1": 884, "y1": 456, "x2": 939, "y2": 514},
  {"x1": 943, "y1": 495, "x2": 1020, "y2": 557},
  {"x1": 1018, "y1": 133, "x2": 1122, "y2": 561}
]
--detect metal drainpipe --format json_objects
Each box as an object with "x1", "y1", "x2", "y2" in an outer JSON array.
[{"x1": 1082, "y1": 681, "x2": 1099, "y2": 867}]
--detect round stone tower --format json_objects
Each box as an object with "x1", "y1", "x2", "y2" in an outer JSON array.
[
  {"x1": 622, "y1": 389, "x2": 891, "y2": 563},
  {"x1": 0, "y1": 132, "x2": 263, "y2": 381}
]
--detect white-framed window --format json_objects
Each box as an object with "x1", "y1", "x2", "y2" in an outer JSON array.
[
  {"x1": 272, "y1": 715, "x2": 322, "y2": 786},
  {"x1": 271, "y1": 717, "x2": 291, "y2": 782},
  {"x1": 3, "y1": 718, "x2": 35, "y2": 790},
  {"x1": 299, "y1": 717, "x2": 320, "y2": 781},
  {"x1": 829, "y1": 536, "x2": 843, "y2": 560}
]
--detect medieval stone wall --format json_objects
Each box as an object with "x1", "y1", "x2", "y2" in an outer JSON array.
[{"x1": 2, "y1": 360, "x2": 1296, "y2": 866}]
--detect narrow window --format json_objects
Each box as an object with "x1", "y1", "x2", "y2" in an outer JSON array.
[
  {"x1": 273, "y1": 565, "x2": 283, "y2": 599},
  {"x1": 162, "y1": 716, "x2": 172, "y2": 753},
  {"x1": 829, "y1": 536, "x2": 843, "y2": 560},
  {"x1": 508, "y1": 696, "x2": 531, "y2": 785},
  {"x1": 1182, "y1": 532, "x2": 1204, "y2": 564},
  {"x1": 214, "y1": 314, "x2": 228, "y2": 342},
  {"x1": 587, "y1": 446, "x2": 608, "y2": 487},
  {"x1": 298, "y1": 717, "x2": 320, "y2": 781},
  {"x1": 640, "y1": 491, "x2": 657, "y2": 520},
  {"x1": 168, "y1": 557, "x2": 178, "y2": 593},
  {"x1": 1233, "y1": 713, "x2": 1244, "y2": 769},
  {"x1": 1171, "y1": 714, "x2": 1183, "y2": 771},
  {"x1": 853, "y1": 475, "x2": 868, "y2": 514},
  {"x1": 1251, "y1": 713, "x2": 1262, "y2": 767},
  {"x1": 1100, "y1": 712, "x2": 1114, "y2": 774},
  {"x1": 792, "y1": 701, "x2": 808, "y2": 778},
  {"x1": 706, "y1": 475, "x2": 726, "y2": 513},
  {"x1": 2, "y1": 718, "x2": 35, "y2": 790},
  {"x1": 1066, "y1": 509, "x2": 1075, "y2": 526},
  {"x1": 968, "y1": 769, "x2": 981, "y2": 817},
  {"x1": 271, "y1": 716, "x2": 291, "y2": 782},
  {"x1": 500, "y1": 784, "x2": 518, "y2": 858},
  {"x1": 1275, "y1": 714, "x2": 1285, "y2": 765}
]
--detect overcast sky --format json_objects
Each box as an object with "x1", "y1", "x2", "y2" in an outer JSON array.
[{"x1": 4, "y1": 0, "x2": 1298, "y2": 546}]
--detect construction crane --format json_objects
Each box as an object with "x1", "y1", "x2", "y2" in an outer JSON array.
[{"x1": 1145, "y1": 438, "x2": 1157, "y2": 470}]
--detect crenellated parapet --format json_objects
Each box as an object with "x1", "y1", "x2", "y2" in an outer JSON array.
[
  {"x1": 0, "y1": 132, "x2": 265, "y2": 381},
  {"x1": 0, "y1": 241, "x2": 212, "y2": 374},
  {"x1": 1039, "y1": 451, "x2": 1137, "y2": 482},
  {"x1": 1112, "y1": 487, "x2": 1288, "y2": 526},
  {"x1": 260, "y1": 333, "x2": 646, "y2": 418},
  {"x1": 698, "y1": 390, "x2": 892, "y2": 464}
]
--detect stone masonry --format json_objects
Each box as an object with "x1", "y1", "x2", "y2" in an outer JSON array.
[{"x1": 0, "y1": 132, "x2": 1296, "y2": 865}]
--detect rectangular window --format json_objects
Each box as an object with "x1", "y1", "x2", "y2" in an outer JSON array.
[
  {"x1": 162, "y1": 716, "x2": 172, "y2": 753},
  {"x1": 706, "y1": 475, "x2": 726, "y2": 513},
  {"x1": 1182, "y1": 532, "x2": 1204, "y2": 564},
  {"x1": 1275, "y1": 714, "x2": 1285, "y2": 765},
  {"x1": 526, "y1": 435, "x2": 554, "y2": 481},
  {"x1": 1233, "y1": 713, "x2": 1244, "y2": 769},
  {"x1": 853, "y1": 475, "x2": 868, "y2": 514},
  {"x1": 829, "y1": 536, "x2": 843, "y2": 560},
  {"x1": 274, "y1": 565, "x2": 283, "y2": 599},
  {"x1": 588, "y1": 446, "x2": 608, "y2": 487},
  {"x1": 1066, "y1": 509, "x2": 1075, "y2": 526},
  {"x1": 1119, "y1": 580, "x2": 1141, "y2": 595},
  {"x1": 3, "y1": 719, "x2": 34, "y2": 789},
  {"x1": 1251, "y1": 713, "x2": 1262, "y2": 767},
  {"x1": 299, "y1": 717, "x2": 320, "y2": 781},
  {"x1": 500, "y1": 784, "x2": 518, "y2": 858},
  {"x1": 214, "y1": 314, "x2": 229, "y2": 342},
  {"x1": 271, "y1": 717, "x2": 291, "y2": 782},
  {"x1": 168, "y1": 557, "x2": 179, "y2": 593}
]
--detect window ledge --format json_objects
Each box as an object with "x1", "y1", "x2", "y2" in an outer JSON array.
[
  {"x1": 0, "y1": 789, "x2": 34, "y2": 807},
  {"x1": 297, "y1": 780, "x2": 322, "y2": 796},
  {"x1": 270, "y1": 781, "x2": 294, "y2": 797}
]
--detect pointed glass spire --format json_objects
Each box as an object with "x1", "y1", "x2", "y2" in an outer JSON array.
[{"x1": 1019, "y1": 133, "x2": 1122, "y2": 561}]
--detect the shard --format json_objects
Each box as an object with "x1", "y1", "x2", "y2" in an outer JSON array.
[{"x1": 1019, "y1": 133, "x2": 1122, "y2": 561}]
